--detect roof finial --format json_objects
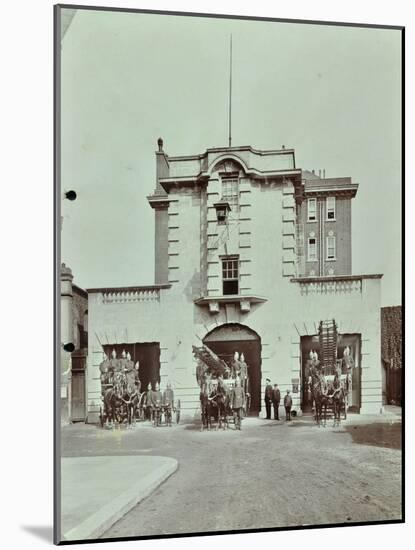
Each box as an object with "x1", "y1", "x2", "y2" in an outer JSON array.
[
  {"x1": 157, "y1": 137, "x2": 163, "y2": 152},
  {"x1": 228, "y1": 34, "x2": 233, "y2": 148}
]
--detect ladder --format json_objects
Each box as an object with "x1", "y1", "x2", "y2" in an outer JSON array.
[
  {"x1": 192, "y1": 344, "x2": 228, "y2": 377},
  {"x1": 319, "y1": 319, "x2": 338, "y2": 375}
]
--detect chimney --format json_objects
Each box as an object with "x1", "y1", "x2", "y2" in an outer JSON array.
[
  {"x1": 318, "y1": 169, "x2": 321, "y2": 178},
  {"x1": 323, "y1": 169, "x2": 326, "y2": 178},
  {"x1": 61, "y1": 263, "x2": 74, "y2": 346},
  {"x1": 148, "y1": 138, "x2": 170, "y2": 285},
  {"x1": 312, "y1": 169, "x2": 315, "y2": 175}
]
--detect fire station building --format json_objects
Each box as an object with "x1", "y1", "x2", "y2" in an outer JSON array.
[{"x1": 84, "y1": 138, "x2": 383, "y2": 422}]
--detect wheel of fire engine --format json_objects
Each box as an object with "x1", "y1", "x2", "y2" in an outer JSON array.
[{"x1": 176, "y1": 399, "x2": 181, "y2": 424}]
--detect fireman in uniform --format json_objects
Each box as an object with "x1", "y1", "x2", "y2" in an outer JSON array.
[
  {"x1": 230, "y1": 377, "x2": 245, "y2": 430},
  {"x1": 163, "y1": 382, "x2": 175, "y2": 426}
]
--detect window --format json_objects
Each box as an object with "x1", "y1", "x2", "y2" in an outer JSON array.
[
  {"x1": 326, "y1": 236, "x2": 336, "y2": 260},
  {"x1": 326, "y1": 197, "x2": 336, "y2": 220},
  {"x1": 222, "y1": 257, "x2": 239, "y2": 295},
  {"x1": 307, "y1": 238, "x2": 317, "y2": 261},
  {"x1": 221, "y1": 176, "x2": 239, "y2": 211},
  {"x1": 307, "y1": 198, "x2": 317, "y2": 221}
]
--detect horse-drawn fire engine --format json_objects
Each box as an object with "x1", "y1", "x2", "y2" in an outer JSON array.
[
  {"x1": 193, "y1": 343, "x2": 251, "y2": 430},
  {"x1": 307, "y1": 319, "x2": 353, "y2": 426},
  {"x1": 99, "y1": 371, "x2": 180, "y2": 429}
]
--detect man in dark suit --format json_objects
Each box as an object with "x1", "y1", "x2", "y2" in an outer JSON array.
[
  {"x1": 272, "y1": 384, "x2": 281, "y2": 420},
  {"x1": 264, "y1": 378, "x2": 273, "y2": 419}
]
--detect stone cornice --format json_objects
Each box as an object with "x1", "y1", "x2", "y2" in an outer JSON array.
[
  {"x1": 303, "y1": 184, "x2": 359, "y2": 198},
  {"x1": 72, "y1": 284, "x2": 88, "y2": 299},
  {"x1": 159, "y1": 170, "x2": 302, "y2": 193},
  {"x1": 147, "y1": 194, "x2": 175, "y2": 209},
  {"x1": 166, "y1": 145, "x2": 295, "y2": 162}
]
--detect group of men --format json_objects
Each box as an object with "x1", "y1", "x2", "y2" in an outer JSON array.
[
  {"x1": 142, "y1": 381, "x2": 175, "y2": 422},
  {"x1": 99, "y1": 349, "x2": 140, "y2": 392},
  {"x1": 264, "y1": 379, "x2": 293, "y2": 421}
]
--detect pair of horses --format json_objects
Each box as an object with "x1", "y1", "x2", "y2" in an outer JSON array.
[
  {"x1": 101, "y1": 372, "x2": 140, "y2": 429},
  {"x1": 199, "y1": 380, "x2": 232, "y2": 431},
  {"x1": 310, "y1": 368, "x2": 346, "y2": 427}
]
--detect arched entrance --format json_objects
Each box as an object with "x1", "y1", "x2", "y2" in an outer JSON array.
[{"x1": 203, "y1": 323, "x2": 262, "y2": 414}]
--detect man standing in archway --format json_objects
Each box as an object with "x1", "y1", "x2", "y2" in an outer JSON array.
[{"x1": 264, "y1": 378, "x2": 273, "y2": 419}]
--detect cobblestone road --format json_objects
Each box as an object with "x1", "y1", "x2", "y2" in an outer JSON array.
[{"x1": 61, "y1": 414, "x2": 402, "y2": 539}]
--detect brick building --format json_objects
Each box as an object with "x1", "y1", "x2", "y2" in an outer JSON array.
[
  {"x1": 85, "y1": 139, "x2": 383, "y2": 421},
  {"x1": 297, "y1": 170, "x2": 356, "y2": 277}
]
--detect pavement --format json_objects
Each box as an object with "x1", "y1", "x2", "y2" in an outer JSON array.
[
  {"x1": 60, "y1": 408, "x2": 402, "y2": 540},
  {"x1": 60, "y1": 455, "x2": 178, "y2": 542}
]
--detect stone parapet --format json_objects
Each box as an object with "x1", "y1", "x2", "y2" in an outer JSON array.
[{"x1": 291, "y1": 274, "x2": 382, "y2": 296}]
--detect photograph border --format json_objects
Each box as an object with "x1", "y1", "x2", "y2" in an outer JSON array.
[{"x1": 54, "y1": 4, "x2": 405, "y2": 545}]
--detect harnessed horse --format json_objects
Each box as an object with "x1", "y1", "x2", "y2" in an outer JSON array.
[
  {"x1": 102, "y1": 372, "x2": 125, "y2": 428},
  {"x1": 310, "y1": 366, "x2": 328, "y2": 427},
  {"x1": 121, "y1": 383, "x2": 140, "y2": 428},
  {"x1": 215, "y1": 379, "x2": 231, "y2": 430},
  {"x1": 199, "y1": 381, "x2": 219, "y2": 431},
  {"x1": 310, "y1": 366, "x2": 346, "y2": 427}
]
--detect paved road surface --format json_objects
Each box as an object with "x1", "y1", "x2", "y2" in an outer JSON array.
[{"x1": 61, "y1": 414, "x2": 402, "y2": 539}]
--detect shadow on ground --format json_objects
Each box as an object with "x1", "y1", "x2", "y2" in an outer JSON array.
[
  {"x1": 343, "y1": 422, "x2": 401, "y2": 449},
  {"x1": 286, "y1": 421, "x2": 315, "y2": 428},
  {"x1": 21, "y1": 525, "x2": 53, "y2": 543},
  {"x1": 184, "y1": 422, "x2": 204, "y2": 431},
  {"x1": 259, "y1": 421, "x2": 291, "y2": 428}
]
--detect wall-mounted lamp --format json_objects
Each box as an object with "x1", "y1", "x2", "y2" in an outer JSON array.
[
  {"x1": 63, "y1": 190, "x2": 77, "y2": 201},
  {"x1": 61, "y1": 342, "x2": 75, "y2": 353}
]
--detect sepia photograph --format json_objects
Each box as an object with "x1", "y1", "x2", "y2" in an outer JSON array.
[{"x1": 56, "y1": 5, "x2": 403, "y2": 544}]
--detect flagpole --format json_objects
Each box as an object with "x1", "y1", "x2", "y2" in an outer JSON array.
[{"x1": 228, "y1": 34, "x2": 232, "y2": 148}]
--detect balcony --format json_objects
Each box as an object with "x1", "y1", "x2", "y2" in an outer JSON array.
[
  {"x1": 194, "y1": 294, "x2": 267, "y2": 313},
  {"x1": 290, "y1": 274, "x2": 382, "y2": 296}
]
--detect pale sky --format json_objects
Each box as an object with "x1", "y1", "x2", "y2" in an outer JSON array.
[{"x1": 60, "y1": 8, "x2": 402, "y2": 306}]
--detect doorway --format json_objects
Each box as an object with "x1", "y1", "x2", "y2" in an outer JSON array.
[
  {"x1": 71, "y1": 349, "x2": 87, "y2": 422},
  {"x1": 300, "y1": 333, "x2": 361, "y2": 413},
  {"x1": 203, "y1": 323, "x2": 262, "y2": 414}
]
